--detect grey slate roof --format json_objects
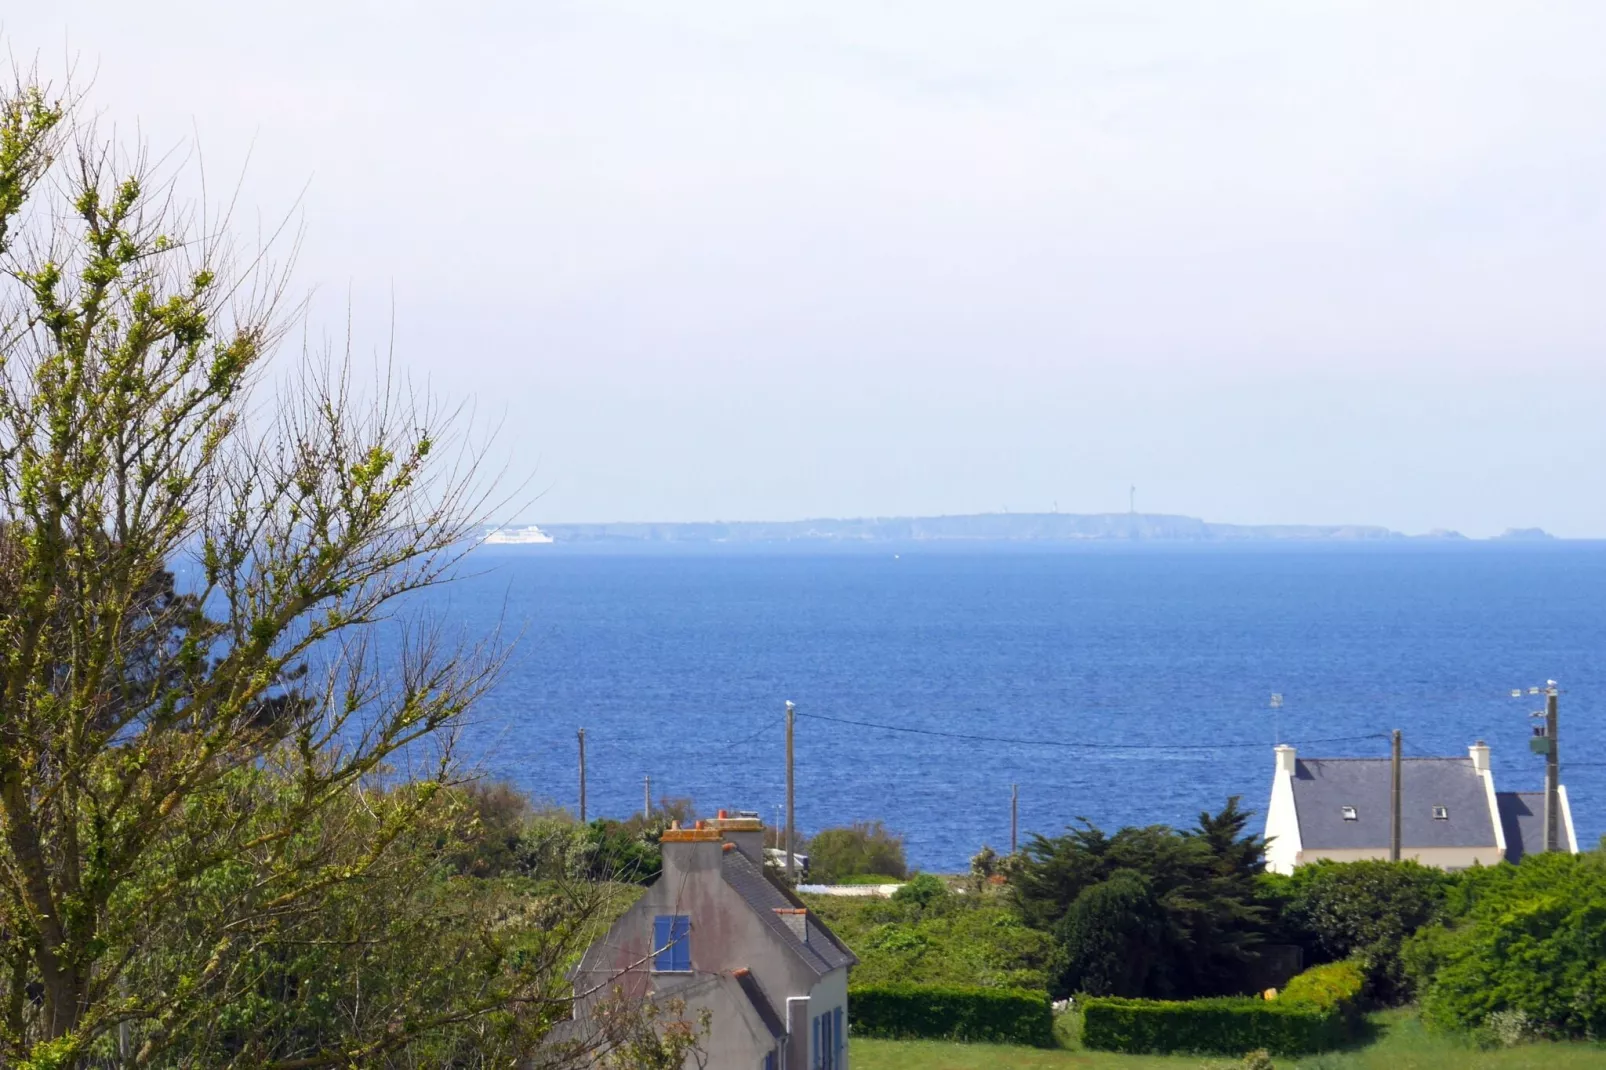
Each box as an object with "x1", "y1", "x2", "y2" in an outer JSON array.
[
  {"x1": 720, "y1": 847, "x2": 858, "y2": 975},
  {"x1": 734, "y1": 970, "x2": 786, "y2": 1039},
  {"x1": 1293, "y1": 757, "x2": 1495, "y2": 850},
  {"x1": 1496, "y1": 792, "x2": 1544, "y2": 863}
]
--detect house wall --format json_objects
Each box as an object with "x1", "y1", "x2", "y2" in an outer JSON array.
[
  {"x1": 573, "y1": 840, "x2": 825, "y2": 1069},
  {"x1": 1264, "y1": 763, "x2": 1303, "y2": 876},
  {"x1": 1294, "y1": 844, "x2": 1503, "y2": 870},
  {"x1": 806, "y1": 969, "x2": 849, "y2": 1070}
]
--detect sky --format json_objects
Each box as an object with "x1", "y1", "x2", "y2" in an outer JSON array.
[{"x1": 11, "y1": 2, "x2": 1606, "y2": 535}]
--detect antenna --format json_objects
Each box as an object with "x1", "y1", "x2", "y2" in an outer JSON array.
[
  {"x1": 1511, "y1": 680, "x2": 1562, "y2": 853},
  {"x1": 1270, "y1": 693, "x2": 1284, "y2": 744}
]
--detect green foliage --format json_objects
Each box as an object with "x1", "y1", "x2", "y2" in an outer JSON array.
[
  {"x1": 1271, "y1": 860, "x2": 1448, "y2": 1004},
  {"x1": 1014, "y1": 798, "x2": 1273, "y2": 999},
  {"x1": 850, "y1": 983, "x2": 1054, "y2": 1047},
  {"x1": 891, "y1": 873, "x2": 951, "y2": 908},
  {"x1": 1279, "y1": 960, "x2": 1365, "y2": 1016},
  {"x1": 1055, "y1": 869, "x2": 1166, "y2": 997},
  {"x1": 808, "y1": 820, "x2": 909, "y2": 882},
  {"x1": 1408, "y1": 852, "x2": 1606, "y2": 1039},
  {"x1": 1080, "y1": 995, "x2": 1349, "y2": 1056},
  {"x1": 804, "y1": 890, "x2": 1055, "y2": 991}
]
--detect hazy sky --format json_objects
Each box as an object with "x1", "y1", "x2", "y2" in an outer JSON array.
[{"x1": 13, "y1": 3, "x2": 1606, "y2": 534}]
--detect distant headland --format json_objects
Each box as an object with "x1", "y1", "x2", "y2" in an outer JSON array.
[{"x1": 513, "y1": 514, "x2": 1560, "y2": 545}]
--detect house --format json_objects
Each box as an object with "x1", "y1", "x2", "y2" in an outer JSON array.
[
  {"x1": 570, "y1": 810, "x2": 857, "y2": 1069},
  {"x1": 1264, "y1": 740, "x2": 1578, "y2": 874}
]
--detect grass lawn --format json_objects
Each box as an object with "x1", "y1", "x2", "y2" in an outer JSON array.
[{"x1": 850, "y1": 1010, "x2": 1606, "y2": 1069}]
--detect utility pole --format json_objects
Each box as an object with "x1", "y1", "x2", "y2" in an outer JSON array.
[
  {"x1": 1389, "y1": 729, "x2": 1402, "y2": 863},
  {"x1": 577, "y1": 728, "x2": 587, "y2": 824},
  {"x1": 1545, "y1": 683, "x2": 1560, "y2": 853},
  {"x1": 1513, "y1": 680, "x2": 1562, "y2": 853},
  {"x1": 785, "y1": 701, "x2": 797, "y2": 881},
  {"x1": 1010, "y1": 784, "x2": 1019, "y2": 854},
  {"x1": 644, "y1": 774, "x2": 651, "y2": 819}
]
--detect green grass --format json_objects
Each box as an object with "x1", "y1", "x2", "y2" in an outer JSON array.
[{"x1": 850, "y1": 1010, "x2": 1606, "y2": 1069}]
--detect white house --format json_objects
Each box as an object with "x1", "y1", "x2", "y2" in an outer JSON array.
[
  {"x1": 569, "y1": 811, "x2": 856, "y2": 1069},
  {"x1": 1264, "y1": 740, "x2": 1578, "y2": 874}
]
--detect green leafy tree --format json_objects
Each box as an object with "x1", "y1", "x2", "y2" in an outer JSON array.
[
  {"x1": 0, "y1": 69, "x2": 638, "y2": 1068},
  {"x1": 1012, "y1": 798, "x2": 1273, "y2": 999},
  {"x1": 1406, "y1": 852, "x2": 1606, "y2": 1038},
  {"x1": 807, "y1": 821, "x2": 908, "y2": 883},
  {"x1": 1274, "y1": 859, "x2": 1448, "y2": 1003},
  {"x1": 1054, "y1": 869, "x2": 1165, "y2": 997}
]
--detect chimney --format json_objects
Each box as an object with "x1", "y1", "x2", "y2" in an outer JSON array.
[
  {"x1": 1469, "y1": 740, "x2": 1491, "y2": 774},
  {"x1": 1275, "y1": 744, "x2": 1297, "y2": 776},
  {"x1": 707, "y1": 809, "x2": 766, "y2": 863},
  {"x1": 774, "y1": 908, "x2": 809, "y2": 944},
  {"x1": 659, "y1": 825, "x2": 722, "y2": 883}
]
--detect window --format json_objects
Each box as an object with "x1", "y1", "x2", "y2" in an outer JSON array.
[
  {"x1": 761, "y1": 1052, "x2": 777, "y2": 1070},
  {"x1": 1432, "y1": 805, "x2": 1449, "y2": 820},
  {"x1": 1341, "y1": 806, "x2": 1358, "y2": 821},
  {"x1": 651, "y1": 915, "x2": 691, "y2": 972}
]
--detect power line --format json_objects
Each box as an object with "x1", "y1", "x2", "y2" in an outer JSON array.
[{"x1": 793, "y1": 709, "x2": 1388, "y2": 752}]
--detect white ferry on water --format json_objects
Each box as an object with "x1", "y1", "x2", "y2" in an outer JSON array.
[{"x1": 483, "y1": 524, "x2": 555, "y2": 545}]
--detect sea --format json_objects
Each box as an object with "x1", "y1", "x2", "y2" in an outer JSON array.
[{"x1": 428, "y1": 541, "x2": 1606, "y2": 872}]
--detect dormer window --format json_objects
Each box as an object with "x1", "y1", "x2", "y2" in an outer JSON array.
[
  {"x1": 1341, "y1": 806, "x2": 1358, "y2": 821},
  {"x1": 1433, "y1": 805, "x2": 1449, "y2": 820}
]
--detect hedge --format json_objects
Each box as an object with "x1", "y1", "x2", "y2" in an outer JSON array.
[
  {"x1": 1280, "y1": 959, "x2": 1365, "y2": 1017},
  {"x1": 1081, "y1": 996, "x2": 1348, "y2": 1056},
  {"x1": 849, "y1": 983, "x2": 1054, "y2": 1047}
]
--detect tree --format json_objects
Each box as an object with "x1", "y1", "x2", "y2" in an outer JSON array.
[
  {"x1": 0, "y1": 69, "x2": 621, "y2": 1067},
  {"x1": 1053, "y1": 869, "x2": 1164, "y2": 997},
  {"x1": 1012, "y1": 798, "x2": 1274, "y2": 999},
  {"x1": 806, "y1": 821, "x2": 909, "y2": 883},
  {"x1": 1274, "y1": 859, "x2": 1448, "y2": 1003}
]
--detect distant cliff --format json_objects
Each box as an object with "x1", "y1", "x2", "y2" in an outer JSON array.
[{"x1": 533, "y1": 512, "x2": 1413, "y2": 544}]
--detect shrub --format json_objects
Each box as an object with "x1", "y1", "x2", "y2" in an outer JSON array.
[
  {"x1": 1054, "y1": 869, "x2": 1165, "y2": 997},
  {"x1": 849, "y1": 983, "x2": 1053, "y2": 1046},
  {"x1": 1275, "y1": 860, "x2": 1447, "y2": 1003},
  {"x1": 808, "y1": 821, "x2": 908, "y2": 882},
  {"x1": 1279, "y1": 960, "x2": 1365, "y2": 1016},
  {"x1": 890, "y1": 873, "x2": 949, "y2": 909},
  {"x1": 1413, "y1": 852, "x2": 1606, "y2": 1038},
  {"x1": 1080, "y1": 996, "x2": 1348, "y2": 1056}
]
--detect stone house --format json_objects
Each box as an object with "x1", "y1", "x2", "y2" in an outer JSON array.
[
  {"x1": 570, "y1": 811, "x2": 856, "y2": 1069},
  {"x1": 1263, "y1": 740, "x2": 1578, "y2": 874}
]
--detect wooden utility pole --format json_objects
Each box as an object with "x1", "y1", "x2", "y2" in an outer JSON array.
[
  {"x1": 786, "y1": 701, "x2": 797, "y2": 880},
  {"x1": 1545, "y1": 684, "x2": 1560, "y2": 853},
  {"x1": 1010, "y1": 784, "x2": 1019, "y2": 854},
  {"x1": 644, "y1": 774, "x2": 651, "y2": 818},
  {"x1": 577, "y1": 728, "x2": 587, "y2": 823},
  {"x1": 1389, "y1": 729, "x2": 1402, "y2": 863}
]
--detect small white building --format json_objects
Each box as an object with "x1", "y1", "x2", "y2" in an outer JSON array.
[{"x1": 1264, "y1": 740, "x2": 1578, "y2": 874}]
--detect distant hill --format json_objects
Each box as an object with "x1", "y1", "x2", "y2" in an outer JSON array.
[
  {"x1": 533, "y1": 512, "x2": 1414, "y2": 544},
  {"x1": 1491, "y1": 527, "x2": 1556, "y2": 541}
]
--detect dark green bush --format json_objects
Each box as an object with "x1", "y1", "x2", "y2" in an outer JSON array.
[
  {"x1": 890, "y1": 873, "x2": 949, "y2": 909},
  {"x1": 1080, "y1": 995, "x2": 1348, "y2": 1056},
  {"x1": 849, "y1": 983, "x2": 1053, "y2": 1046},
  {"x1": 1271, "y1": 859, "x2": 1448, "y2": 1004}
]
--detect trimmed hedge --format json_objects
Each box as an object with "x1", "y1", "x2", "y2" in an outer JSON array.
[
  {"x1": 1280, "y1": 959, "x2": 1365, "y2": 1016},
  {"x1": 849, "y1": 983, "x2": 1054, "y2": 1047},
  {"x1": 1081, "y1": 996, "x2": 1348, "y2": 1056}
]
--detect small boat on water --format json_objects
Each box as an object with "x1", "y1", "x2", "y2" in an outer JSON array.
[{"x1": 483, "y1": 524, "x2": 555, "y2": 545}]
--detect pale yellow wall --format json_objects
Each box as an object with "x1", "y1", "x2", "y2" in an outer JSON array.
[{"x1": 1295, "y1": 845, "x2": 1503, "y2": 871}]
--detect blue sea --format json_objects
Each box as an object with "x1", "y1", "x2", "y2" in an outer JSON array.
[{"x1": 434, "y1": 542, "x2": 1606, "y2": 872}]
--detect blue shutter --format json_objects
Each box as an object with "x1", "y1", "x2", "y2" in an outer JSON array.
[
  {"x1": 671, "y1": 915, "x2": 692, "y2": 971},
  {"x1": 652, "y1": 916, "x2": 672, "y2": 971},
  {"x1": 834, "y1": 1006, "x2": 844, "y2": 1068},
  {"x1": 812, "y1": 1015, "x2": 822, "y2": 1070}
]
